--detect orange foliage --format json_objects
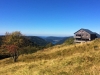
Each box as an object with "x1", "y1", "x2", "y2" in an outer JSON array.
[{"x1": 6, "y1": 45, "x2": 19, "y2": 53}]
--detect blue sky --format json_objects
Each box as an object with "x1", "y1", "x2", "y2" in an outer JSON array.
[{"x1": 0, "y1": 0, "x2": 100, "y2": 36}]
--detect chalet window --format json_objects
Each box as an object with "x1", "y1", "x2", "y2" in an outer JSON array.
[{"x1": 76, "y1": 34, "x2": 81, "y2": 36}]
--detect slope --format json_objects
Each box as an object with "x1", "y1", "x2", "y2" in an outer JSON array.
[
  {"x1": 0, "y1": 39, "x2": 100, "y2": 75},
  {"x1": 26, "y1": 36, "x2": 49, "y2": 46}
]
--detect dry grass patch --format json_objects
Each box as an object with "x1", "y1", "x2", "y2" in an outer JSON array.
[{"x1": 0, "y1": 39, "x2": 100, "y2": 75}]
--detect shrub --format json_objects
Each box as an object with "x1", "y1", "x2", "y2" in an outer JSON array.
[{"x1": 65, "y1": 38, "x2": 74, "y2": 45}]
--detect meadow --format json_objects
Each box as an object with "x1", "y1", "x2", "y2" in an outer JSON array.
[{"x1": 0, "y1": 39, "x2": 100, "y2": 75}]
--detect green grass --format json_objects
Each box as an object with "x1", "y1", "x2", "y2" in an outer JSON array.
[{"x1": 0, "y1": 39, "x2": 100, "y2": 75}]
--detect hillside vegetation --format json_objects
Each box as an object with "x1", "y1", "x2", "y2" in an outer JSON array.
[
  {"x1": 0, "y1": 34, "x2": 51, "y2": 60},
  {"x1": 0, "y1": 39, "x2": 100, "y2": 75},
  {"x1": 26, "y1": 36, "x2": 49, "y2": 46}
]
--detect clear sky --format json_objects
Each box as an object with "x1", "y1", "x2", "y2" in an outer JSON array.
[{"x1": 0, "y1": 0, "x2": 100, "y2": 36}]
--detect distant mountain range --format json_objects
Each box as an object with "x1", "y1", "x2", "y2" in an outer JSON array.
[
  {"x1": 0, "y1": 35, "x2": 73, "y2": 47},
  {"x1": 56, "y1": 36, "x2": 73, "y2": 45},
  {"x1": 42, "y1": 36, "x2": 73, "y2": 45},
  {"x1": 0, "y1": 36, "x2": 49, "y2": 47},
  {"x1": 26, "y1": 36, "x2": 73, "y2": 46},
  {"x1": 26, "y1": 36, "x2": 49, "y2": 46}
]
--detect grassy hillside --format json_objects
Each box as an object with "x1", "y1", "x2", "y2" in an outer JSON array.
[{"x1": 0, "y1": 39, "x2": 100, "y2": 75}]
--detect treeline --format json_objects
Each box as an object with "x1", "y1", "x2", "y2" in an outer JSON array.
[
  {"x1": 0, "y1": 31, "x2": 74, "y2": 62},
  {"x1": 0, "y1": 31, "x2": 53, "y2": 62}
]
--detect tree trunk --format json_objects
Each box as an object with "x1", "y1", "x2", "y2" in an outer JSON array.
[
  {"x1": 13, "y1": 56, "x2": 17, "y2": 62},
  {"x1": 13, "y1": 51, "x2": 18, "y2": 62}
]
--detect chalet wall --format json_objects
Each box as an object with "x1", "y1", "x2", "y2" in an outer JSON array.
[
  {"x1": 74, "y1": 29, "x2": 98, "y2": 43},
  {"x1": 75, "y1": 30, "x2": 90, "y2": 40}
]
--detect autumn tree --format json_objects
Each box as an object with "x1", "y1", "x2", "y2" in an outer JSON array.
[{"x1": 3, "y1": 31, "x2": 24, "y2": 62}]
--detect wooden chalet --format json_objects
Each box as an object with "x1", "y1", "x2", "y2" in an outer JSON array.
[{"x1": 74, "y1": 28, "x2": 98, "y2": 43}]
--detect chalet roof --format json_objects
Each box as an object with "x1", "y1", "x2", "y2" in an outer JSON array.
[{"x1": 74, "y1": 28, "x2": 95, "y2": 34}]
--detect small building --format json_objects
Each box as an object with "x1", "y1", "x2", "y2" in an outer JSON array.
[{"x1": 74, "y1": 28, "x2": 98, "y2": 43}]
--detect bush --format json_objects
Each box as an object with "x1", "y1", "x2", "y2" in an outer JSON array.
[
  {"x1": 65, "y1": 38, "x2": 74, "y2": 45},
  {"x1": 20, "y1": 46, "x2": 39, "y2": 54}
]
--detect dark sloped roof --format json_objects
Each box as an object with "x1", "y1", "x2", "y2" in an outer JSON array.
[
  {"x1": 81, "y1": 29, "x2": 95, "y2": 34},
  {"x1": 74, "y1": 28, "x2": 95, "y2": 34}
]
